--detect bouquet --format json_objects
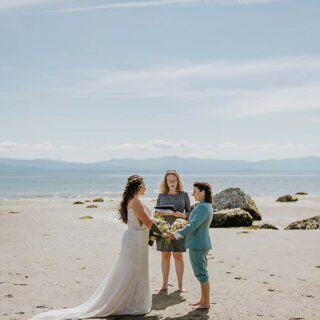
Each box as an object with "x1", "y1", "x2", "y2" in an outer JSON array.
[
  {"x1": 170, "y1": 218, "x2": 188, "y2": 231},
  {"x1": 148, "y1": 214, "x2": 188, "y2": 246}
]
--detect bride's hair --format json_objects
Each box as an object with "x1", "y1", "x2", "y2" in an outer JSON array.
[{"x1": 119, "y1": 175, "x2": 144, "y2": 224}]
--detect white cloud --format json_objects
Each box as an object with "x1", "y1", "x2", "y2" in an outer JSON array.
[
  {"x1": 102, "y1": 139, "x2": 191, "y2": 151},
  {"x1": 1, "y1": 139, "x2": 319, "y2": 161},
  {"x1": 222, "y1": 85, "x2": 320, "y2": 118},
  {"x1": 0, "y1": 140, "x2": 82, "y2": 151},
  {"x1": 2, "y1": 56, "x2": 319, "y2": 118},
  {"x1": 38, "y1": 0, "x2": 290, "y2": 14},
  {"x1": 78, "y1": 55, "x2": 320, "y2": 99},
  {"x1": 0, "y1": 0, "x2": 80, "y2": 10},
  {"x1": 302, "y1": 116, "x2": 320, "y2": 124}
]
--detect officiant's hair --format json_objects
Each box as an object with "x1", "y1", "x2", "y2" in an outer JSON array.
[
  {"x1": 160, "y1": 170, "x2": 184, "y2": 194},
  {"x1": 193, "y1": 181, "x2": 213, "y2": 203},
  {"x1": 119, "y1": 175, "x2": 144, "y2": 224}
]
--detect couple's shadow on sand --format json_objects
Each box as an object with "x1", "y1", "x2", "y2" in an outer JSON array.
[{"x1": 101, "y1": 290, "x2": 210, "y2": 320}]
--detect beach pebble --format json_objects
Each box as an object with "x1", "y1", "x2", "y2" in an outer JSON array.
[{"x1": 73, "y1": 201, "x2": 84, "y2": 205}]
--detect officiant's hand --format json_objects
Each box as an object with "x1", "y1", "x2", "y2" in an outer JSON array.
[
  {"x1": 162, "y1": 232, "x2": 175, "y2": 240},
  {"x1": 155, "y1": 211, "x2": 168, "y2": 216},
  {"x1": 172, "y1": 211, "x2": 188, "y2": 219}
]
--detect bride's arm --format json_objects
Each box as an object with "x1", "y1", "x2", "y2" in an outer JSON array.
[{"x1": 131, "y1": 199, "x2": 154, "y2": 229}]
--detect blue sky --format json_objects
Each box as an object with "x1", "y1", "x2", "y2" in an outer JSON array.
[{"x1": 0, "y1": 0, "x2": 319, "y2": 162}]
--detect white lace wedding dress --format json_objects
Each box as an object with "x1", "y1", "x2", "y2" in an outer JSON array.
[{"x1": 30, "y1": 207, "x2": 152, "y2": 319}]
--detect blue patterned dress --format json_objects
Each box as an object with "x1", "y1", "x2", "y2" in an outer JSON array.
[{"x1": 156, "y1": 192, "x2": 191, "y2": 252}]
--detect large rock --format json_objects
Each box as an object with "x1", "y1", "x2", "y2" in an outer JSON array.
[
  {"x1": 212, "y1": 188, "x2": 262, "y2": 220},
  {"x1": 276, "y1": 195, "x2": 298, "y2": 202},
  {"x1": 211, "y1": 208, "x2": 253, "y2": 228},
  {"x1": 285, "y1": 215, "x2": 320, "y2": 230}
]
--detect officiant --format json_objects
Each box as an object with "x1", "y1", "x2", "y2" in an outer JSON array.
[{"x1": 155, "y1": 170, "x2": 191, "y2": 292}]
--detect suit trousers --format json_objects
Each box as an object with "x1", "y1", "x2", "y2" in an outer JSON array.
[{"x1": 189, "y1": 249, "x2": 209, "y2": 283}]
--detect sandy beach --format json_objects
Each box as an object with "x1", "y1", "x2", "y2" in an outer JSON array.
[{"x1": 1, "y1": 197, "x2": 319, "y2": 320}]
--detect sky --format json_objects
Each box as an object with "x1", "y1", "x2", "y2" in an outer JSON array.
[{"x1": 0, "y1": 0, "x2": 319, "y2": 163}]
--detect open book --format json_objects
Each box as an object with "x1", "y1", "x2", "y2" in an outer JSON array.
[{"x1": 154, "y1": 204, "x2": 176, "y2": 213}]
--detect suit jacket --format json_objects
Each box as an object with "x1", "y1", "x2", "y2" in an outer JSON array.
[{"x1": 178, "y1": 200, "x2": 213, "y2": 250}]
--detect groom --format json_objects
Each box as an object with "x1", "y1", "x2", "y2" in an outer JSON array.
[{"x1": 163, "y1": 181, "x2": 213, "y2": 309}]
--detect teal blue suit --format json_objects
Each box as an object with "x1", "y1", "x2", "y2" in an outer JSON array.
[{"x1": 178, "y1": 200, "x2": 213, "y2": 283}]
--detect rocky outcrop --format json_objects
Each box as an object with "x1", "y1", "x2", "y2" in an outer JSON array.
[
  {"x1": 212, "y1": 188, "x2": 261, "y2": 220},
  {"x1": 73, "y1": 201, "x2": 84, "y2": 205},
  {"x1": 93, "y1": 198, "x2": 104, "y2": 202},
  {"x1": 211, "y1": 208, "x2": 253, "y2": 228},
  {"x1": 285, "y1": 215, "x2": 320, "y2": 230},
  {"x1": 276, "y1": 195, "x2": 298, "y2": 202},
  {"x1": 259, "y1": 223, "x2": 278, "y2": 230}
]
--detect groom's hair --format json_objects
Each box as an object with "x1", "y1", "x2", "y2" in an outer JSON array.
[{"x1": 193, "y1": 182, "x2": 213, "y2": 203}]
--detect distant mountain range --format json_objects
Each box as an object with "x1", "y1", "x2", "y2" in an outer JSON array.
[{"x1": 0, "y1": 156, "x2": 319, "y2": 174}]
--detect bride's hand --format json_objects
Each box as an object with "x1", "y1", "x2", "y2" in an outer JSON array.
[{"x1": 162, "y1": 232, "x2": 174, "y2": 240}]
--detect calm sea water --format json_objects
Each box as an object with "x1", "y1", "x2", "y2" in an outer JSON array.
[{"x1": 0, "y1": 173, "x2": 320, "y2": 200}]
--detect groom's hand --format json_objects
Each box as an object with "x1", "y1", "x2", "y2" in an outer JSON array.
[{"x1": 163, "y1": 232, "x2": 175, "y2": 240}]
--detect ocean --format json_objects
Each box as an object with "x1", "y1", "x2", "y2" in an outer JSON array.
[{"x1": 0, "y1": 172, "x2": 320, "y2": 200}]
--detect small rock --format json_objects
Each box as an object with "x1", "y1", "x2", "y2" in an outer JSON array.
[
  {"x1": 93, "y1": 198, "x2": 104, "y2": 202},
  {"x1": 73, "y1": 201, "x2": 84, "y2": 205},
  {"x1": 276, "y1": 195, "x2": 298, "y2": 202},
  {"x1": 79, "y1": 215, "x2": 94, "y2": 219},
  {"x1": 295, "y1": 192, "x2": 308, "y2": 195},
  {"x1": 85, "y1": 200, "x2": 91, "y2": 202},
  {"x1": 6, "y1": 294, "x2": 14, "y2": 298},
  {"x1": 285, "y1": 215, "x2": 320, "y2": 230},
  {"x1": 259, "y1": 223, "x2": 278, "y2": 230},
  {"x1": 86, "y1": 205, "x2": 98, "y2": 208},
  {"x1": 8, "y1": 211, "x2": 19, "y2": 214}
]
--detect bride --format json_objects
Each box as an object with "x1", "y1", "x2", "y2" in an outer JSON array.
[{"x1": 30, "y1": 175, "x2": 161, "y2": 319}]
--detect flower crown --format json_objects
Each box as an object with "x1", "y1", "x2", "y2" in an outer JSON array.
[{"x1": 127, "y1": 176, "x2": 142, "y2": 185}]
